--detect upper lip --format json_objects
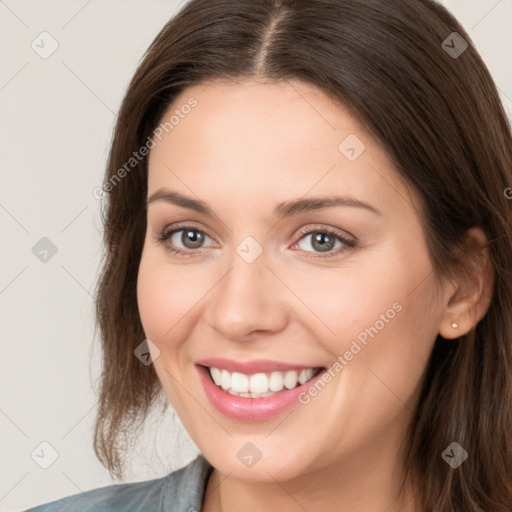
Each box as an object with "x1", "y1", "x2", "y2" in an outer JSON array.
[{"x1": 195, "y1": 358, "x2": 323, "y2": 374}]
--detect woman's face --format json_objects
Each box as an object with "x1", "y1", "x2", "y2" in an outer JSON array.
[{"x1": 137, "y1": 79, "x2": 446, "y2": 483}]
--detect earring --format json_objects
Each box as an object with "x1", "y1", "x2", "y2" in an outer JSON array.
[{"x1": 451, "y1": 322, "x2": 458, "y2": 328}]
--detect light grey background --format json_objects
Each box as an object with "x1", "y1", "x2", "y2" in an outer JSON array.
[{"x1": 1, "y1": 1, "x2": 511, "y2": 510}]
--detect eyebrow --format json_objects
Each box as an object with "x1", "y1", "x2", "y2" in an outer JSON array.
[{"x1": 146, "y1": 188, "x2": 384, "y2": 218}]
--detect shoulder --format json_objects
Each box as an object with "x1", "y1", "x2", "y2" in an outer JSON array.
[{"x1": 24, "y1": 454, "x2": 213, "y2": 512}]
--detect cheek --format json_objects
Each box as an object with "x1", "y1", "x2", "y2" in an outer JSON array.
[
  {"x1": 291, "y1": 240, "x2": 438, "y2": 373},
  {"x1": 291, "y1": 259, "x2": 437, "y2": 445},
  {"x1": 137, "y1": 260, "x2": 169, "y2": 339},
  {"x1": 136, "y1": 251, "x2": 197, "y2": 402},
  {"x1": 136, "y1": 250, "x2": 201, "y2": 343}
]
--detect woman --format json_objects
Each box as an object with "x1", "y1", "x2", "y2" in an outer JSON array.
[{"x1": 26, "y1": 0, "x2": 512, "y2": 510}]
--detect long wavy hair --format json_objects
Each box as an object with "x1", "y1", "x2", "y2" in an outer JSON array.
[{"x1": 92, "y1": 1, "x2": 512, "y2": 510}]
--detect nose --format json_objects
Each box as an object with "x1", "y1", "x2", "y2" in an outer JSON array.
[{"x1": 203, "y1": 245, "x2": 288, "y2": 341}]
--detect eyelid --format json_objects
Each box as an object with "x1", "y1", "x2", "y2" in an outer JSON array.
[
  {"x1": 294, "y1": 223, "x2": 356, "y2": 243},
  {"x1": 156, "y1": 220, "x2": 209, "y2": 235},
  {"x1": 157, "y1": 221, "x2": 355, "y2": 242}
]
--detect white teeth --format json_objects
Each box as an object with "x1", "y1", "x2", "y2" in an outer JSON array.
[
  {"x1": 249, "y1": 373, "x2": 268, "y2": 393},
  {"x1": 207, "y1": 366, "x2": 317, "y2": 396},
  {"x1": 231, "y1": 372, "x2": 249, "y2": 392},
  {"x1": 210, "y1": 367, "x2": 222, "y2": 386},
  {"x1": 220, "y1": 369, "x2": 231, "y2": 390},
  {"x1": 268, "y1": 371, "x2": 284, "y2": 392},
  {"x1": 227, "y1": 389, "x2": 275, "y2": 398},
  {"x1": 298, "y1": 369, "x2": 310, "y2": 385},
  {"x1": 284, "y1": 371, "x2": 298, "y2": 389}
]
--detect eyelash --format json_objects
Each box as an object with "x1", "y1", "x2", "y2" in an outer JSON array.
[{"x1": 153, "y1": 222, "x2": 357, "y2": 259}]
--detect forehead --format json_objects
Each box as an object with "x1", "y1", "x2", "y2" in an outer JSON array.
[{"x1": 147, "y1": 79, "x2": 419, "y2": 220}]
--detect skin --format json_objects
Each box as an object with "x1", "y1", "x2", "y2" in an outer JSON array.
[{"x1": 136, "y1": 79, "x2": 493, "y2": 512}]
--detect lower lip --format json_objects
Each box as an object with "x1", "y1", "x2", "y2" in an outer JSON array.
[{"x1": 197, "y1": 365, "x2": 326, "y2": 421}]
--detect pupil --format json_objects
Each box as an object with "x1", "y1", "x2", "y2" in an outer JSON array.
[
  {"x1": 184, "y1": 230, "x2": 203, "y2": 248},
  {"x1": 313, "y1": 232, "x2": 334, "y2": 252}
]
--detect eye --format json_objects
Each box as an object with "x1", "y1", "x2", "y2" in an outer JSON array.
[
  {"x1": 154, "y1": 224, "x2": 215, "y2": 257},
  {"x1": 292, "y1": 225, "x2": 356, "y2": 258},
  {"x1": 153, "y1": 223, "x2": 356, "y2": 259}
]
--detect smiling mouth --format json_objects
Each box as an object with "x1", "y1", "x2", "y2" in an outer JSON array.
[{"x1": 201, "y1": 365, "x2": 325, "y2": 398}]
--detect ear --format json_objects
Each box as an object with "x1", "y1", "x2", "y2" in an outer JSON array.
[{"x1": 438, "y1": 227, "x2": 495, "y2": 340}]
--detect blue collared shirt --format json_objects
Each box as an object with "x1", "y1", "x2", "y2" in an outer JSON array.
[{"x1": 24, "y1": 455, "x2": 213, "y2": 512}]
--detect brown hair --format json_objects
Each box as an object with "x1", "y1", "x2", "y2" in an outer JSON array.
[{"x1": 93, "y1": 0, "x2": 512, "y2": 509}]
